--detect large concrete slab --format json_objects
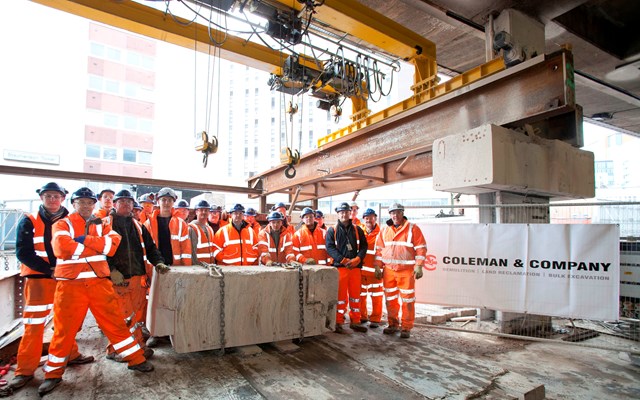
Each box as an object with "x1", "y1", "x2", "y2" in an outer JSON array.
[{"x1": 147, "y1": 265, "x2": 338, "y2": 353}]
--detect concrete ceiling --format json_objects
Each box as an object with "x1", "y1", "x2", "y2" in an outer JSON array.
[{"x1": 359, "y1": 0, "x2": 640, "y2": 137}]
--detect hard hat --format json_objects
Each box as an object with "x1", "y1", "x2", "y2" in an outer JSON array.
[
  {"x1": 300, "y1": 207, "x2": 314, "y2": 217},
  {"x1": 363, "y1": 208, "x2": 377, "y2": 217},
  {"x1": 388, "y1": 203, "x2": 405, "y2": 213},
  {"x1": 210, "y1": 204, "x2": 222, "y2": 212},
  {"x1": 334, "y1": 202, "x2": 351, "y2": 213},
  {"x1": 228, "y1": 203, "x2": 245, "y2": 213},
  {"x1": 314, "y1": 210, "x2": 324, "y2": 218},
  {"x1": 138, "y1": 193, "x2": 155, "y2": 204},
  {"x1": 133, "y1": 201, "x2": 142, "y2": 210},
  {"x1": 194, "y1": 200, "x2": 211, "y2": 210},
  {"x1": 350, "y1": 202, "x2": 359, "y2": 209},
  {"x1": 245, "y1": 208, "x2": 258, "y2": 216},
  {"x1": 71, "y1": 187, "x2": 97, "y2": 203},
  {"x1": 267, "y1": 211, "x2": 284, "y2": 221},
  {"x1": 157, "y1": 187, "x2": 178, "y2": 200},
  {"x1": 97, "y1": 188, "x2": 115, "y2": 200},
  {"x1": 274, "y1": 202, "x2": 287, "y2": 210},
  {"x1": 175, "y1": 199, "x2": 189, "y2": 209},
  {"x1": 36, "y1": 182, "x2": 68, "y2": 196},
  {"x1": 113, "y1": 189, "x2": 135, "y2": 203}
]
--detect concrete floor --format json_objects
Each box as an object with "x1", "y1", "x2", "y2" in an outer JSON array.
[{"x1": 4, "y1": 313, "x2": 639, "y2": 399}]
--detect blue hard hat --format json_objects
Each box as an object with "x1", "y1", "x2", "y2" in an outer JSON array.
[
  {"x1": 246, "y1": 208, "x2": 258, "y2": 216},
  {"x1": 274, "y1": 202, "x2": 286, "y2": 209},
  {"x1": 229, "y1": 203, "x2": 245, "y2": 213},
  {"x1": 71, "y1": 187, "x2": 97, "y2": 203},
  {"x1": 314, "y1": 210, "x2": 324, "y2": 218},
  {"x1": 133, "y1": 201, "x2": 142, "y2": 210},
  {"x1": 363, "y1": 208, "x2": 377, "y2": 217},
  {"x1": 175, "y1": 199, "x2": 189, "y2": 209},
  {"x1": 334, "y1": 202, "x2": 351, "y2": 213},
  {"x1": 300, "y1": 207, "x2": 314, "y2": 217},
  {"x1": 113, "y1": 189, "x2": 135, "y2": 203},
  {"x1": 36, "y1": 182, "x2": 68, "y2": 196},
  {"x1": 194, "y1": 200, "x2": 211, "y2": 210},
  {"x1": 267, "y1": 211, "x2": 284, "y2": 221}
]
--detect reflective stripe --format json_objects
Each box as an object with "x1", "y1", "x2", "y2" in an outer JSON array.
[
  {"x1": 35, "y1": 250, "x2": 48, "y2": 257},
  {"x1": 404, "y1": 297, "x2": 416, "y2": 303},
  {"x1": 348, "y1": 297, "x2": 360, "y2": 303},
  {"x1": 43, "y1": 364, "x2": 63, "y2": 372},
  {"x1": 181, "y1": 253, "x2": 191, "y2": 259},
  {"x1": 23, "y1": 317, "x2": 48, "y2": 325},
  {"x1": 246, "y1": 257, "x2": 257, "y2": 262},
  {"x1": 371, "y1": 292, "x2": 384, "y2": 297},
  {"x1": 415, "y1": 255, "x2": 426, "y2": 260},
  {"x1": 173, "y1": 255, "x2": 181, "y2": 260},
  {"x1": 338, "y1": 309, "x2": 345, "y2": 314},
  {"x1": 227, "y1": 239, "x2": 241, "y2": 245},
  {"x1": 386, "y1": 241, "x2": 413, "y2": 247},
  {"x1": 25, "y1": 304, "x2": 53, "y2": 312},
  {"x1": 415, "y1": 244, "x2": 427, "y2": 250},
  {"x1": 399, "y1": 288, "x2": 415, "y2": 294},
  {"x1": 317, "y1": 245, "x2": 326, "y2": 250},
  {"x1": 386, "y1": 294, "x2": 398, "y2": 301},
  {"x1": 384, "y1": 287, "x2": 398, "y2": 293},
  {"x1": 57, "y1": 255, "x2": 106, "y2": 265},
  {"x1": 299, "y1": 245, "x2": 312, "y2": 251},
  {"x1": 118, "y1": 343, "x2": 141, "y2": 358},
  {"x1": 318, "y1": 260, "x2": 326, "y2": 265},
  {"x1": 103, "y1": 235, "x2": 112, "y2": 255},
  {"x1": 351, "y1": 308, "x2": 360, "y2": 313},
  {"x1": 361, "y1": 266, "x2": 376, "y2": 273},
  {"x1": 223, "y1": 257, "x2": 241, "y2": 264},
  {"x1": 48, "y1": 353, "x2": 68, "y2": 363},
  {"x1": 33, "y1": 237, "x2": 45, "y2": 244},
  {"x1": 71, "y1": 243, "x2": 84, "y2": 259},
  {"x1": 76, "y1": 271, "x2": 98, "y2": 279},
  {"x1": 337, "y1": 300, "x2": 346, "y2": 305},
  {"x1": 197, "y1": 254, "x2": 213, "y2": 259},
  {"x1": 53, "y1": 231, "x2": 71, "y2": 238},
  {"x1": 113, "y1": 335, "x2": 135, "y2": 351},
  {"x1": 366, "y1": 249, "x2": 375, "y2": 255},
  {"x1": 381, "y1": 258, "x2": 415, "y2": 265}
]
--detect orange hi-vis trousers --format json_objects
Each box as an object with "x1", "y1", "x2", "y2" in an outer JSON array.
[
  {"x1": 15, "y1": 278, "x2": 81, "y2": 376},
  {"x1": 383, "y1": 268, "x2": 417, "y2": 331},
  {"x1": 43, "y1": 278, "x2": 145, "y2": 379},
  {"x1": 360, "y1": 271, "x2": 384, "y2": 323},
  {"x1": 336, "y1": 268, "x2": 363, "y2": 325},
  {"x1": 109, "y1": 275, "x2": 148, "y2": 352}
]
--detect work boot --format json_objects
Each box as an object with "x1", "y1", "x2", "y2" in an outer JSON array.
[
  {"x1": 350, "y1": 324, "x2": 368, "y2": 333},
  {"x1": 38, "y1": 378, "x2": 62, "y2": 396},
  {"x1": 334, "y1": 324, "x2": 346, "y2": 334},
  {"x1": 68, "y1": 354, "x2": 95, "y2": 365},
  {"x1": 146, "y1": 335, "x2": 169, "y2": 348},
  {"x1": 8, "y1": 374, "x2": 33, "y2": 389},
  {"x1": 383, "y1": 326, "x2": 399, "y2": 335},
  {"x1": 369, "y1": 322, "x2": 380, "y2": 329},
  {"x1": 128, "y1": 361, "x2": 154, "y2": 372},
  {"x1": 400, "y1": 330, "x2": 411, "y2": 339},
  {"x1": 141, "y1": 326, "x2": 151, "y2": 341},
  {"x1": 143, "y1": 347, "x2": 154, "y2": 360},
  {"x1": 106, "y1": 352, "x2": 125, "y2": 363},
  {"x1": 360, "y1": 318, "x2": 369, "y2": 323}
]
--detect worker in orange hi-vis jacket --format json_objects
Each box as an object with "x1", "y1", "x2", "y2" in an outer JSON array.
[
  {"x1": 244, "y1": 207, "x2": 262, "y2": 236},
  {"x1": 350, "y1": 201, "x2": 362, "y2": 228},
  {"x1": 257, "y1": 211, "x2": 297, "y2": 266},
  {"x1": 93, "y1": 188, "x2": 115, "y2": 219},
  {"x1": 292, "y1": 207, "x2": 331, "y2": 266},
  {"x1": 359, "y1": 208, "x2": 384, "y2": 329},
  {"x1": 173, "y1": 199, "x2": 191, "y2": 222},
  {"x1": 326, "y1": 202, "x2": 369, "y2": 334},
  {"x1": 373, "y1": 203, "x2": 427, "y2": 340},
  {"x1": 272, "y1": 201, "x2": 295, "y2": 237},
  {"x1": 188, "y1": 200, "x2": 220, "y2": 265},
  {"x1": 207, "y1": 204, "x2": 228, "y2": 234},
  {"x1": 213, "y1": 204, "x2": 259, "y2": 266},
  {"x1": 137, "y1": 193, "x2": 155, "y2": 225},
  {"x1": 39, "y1": 187, "x2": 153, "y2": 397},
  {"x1": 144, "y1": 187, "x2": 192, "y2": 267},
  {"x1": 8, "y1": 182, "x2": 94, "y2": 393}
]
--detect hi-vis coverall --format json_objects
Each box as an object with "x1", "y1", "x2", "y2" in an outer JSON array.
[
  {"x1": 214, "y1": 221, "x2": 259, "y2": 265},
  {"x1": 292, "y1": 223, "x2": 331, "y2": 265},
  {"x1": 188, "y1": 222, "x2": 219, "y2": 265},
  {"x1": 145, "y1": 209, "x2": 192, "y2": 266},
  {"x1": 14, "y1": 208, "x2": 84, "y2": 377},
  {"x1": 257, "y1": 225, "x2": 295, "y2": 264},
  {"x1": 374, "y1": 218, "x2": 427, "y2": 331},
  {"x1": 361, "y1": 223, "x2": 383, "y2": 323},
  {"x1": 44, "y1": 213, "x2": 146, "y2": 379}
]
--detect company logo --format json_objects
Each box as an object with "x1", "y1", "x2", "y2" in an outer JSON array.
[{"x1": 424, "y1": 254, "x2": 438, "y2": 271}]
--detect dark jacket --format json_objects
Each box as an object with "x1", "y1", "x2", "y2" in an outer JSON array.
[
  {"x1": 326, "y1": 220, "x2": 367, "y2": 268},
  {"x1": 16, "y1": 205, "x2": 69, "y2": 278},
  {"x1": 108, "y1": 212, "x2": 164, "y2": 278}
]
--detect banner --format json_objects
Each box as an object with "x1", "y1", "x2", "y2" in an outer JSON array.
[{"x1": 413, "y1": 223, "x2": 620, "y2": 320}]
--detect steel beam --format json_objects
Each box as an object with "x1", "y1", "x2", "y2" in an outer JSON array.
[
  {"x1": 0, "y1": 165, "x2": 260, "y2": 195},
  {"x1": 249, "y1": 51, "x2": 577, "y2": 200}
]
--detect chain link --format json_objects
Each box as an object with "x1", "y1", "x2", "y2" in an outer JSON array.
[
  {"x1": 297, "y1": 264, "x2": 305, "y2": 342},
  {"x1": 4, "y1": 255, "x2": 9, "y2": 271},
  {"x1": 216, "y1": 265, "x2": 226, "y2": 355}
]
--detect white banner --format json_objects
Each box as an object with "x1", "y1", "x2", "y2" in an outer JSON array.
[{"x1": 413, "y1": 223, "x2": 620, "y2": 320}]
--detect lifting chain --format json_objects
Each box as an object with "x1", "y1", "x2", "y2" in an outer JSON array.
[
  {"x1": 297, "y1": 264, "x2": 305, "y2": 343},
  {"x1": 2, "y1": 254, "x2": 9, "y2": 271},
  {"x1": 206, "y1": 264, "x2": 226, "y2": 355}
]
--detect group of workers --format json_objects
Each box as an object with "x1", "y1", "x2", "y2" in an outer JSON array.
[{"x1": 9, "y1": 182, "x2": 427, "y2": 396}]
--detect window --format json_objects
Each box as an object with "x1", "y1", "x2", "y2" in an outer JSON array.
[
  {"x1": 86, "y1": 145, "x2": 100, "y2": 158},
  {"x1": 138, "y1": 151, "x2": 152, "y2": 165},
  {"x1": 254, "y1": 147, "x2": 258, "y2": 157},
  {"x1": 105, "y1": 80, "x2": 120, "y2": 94},
  {"x1": 124, "y1": 116, "x2": 137, "y2": 130},
  {"x1": 308, "y1": 130, "x2": 314, "y2": 148},
  {"x1": 104, "y1": 114, "x2": 119, "y2": 127},
  {"x1": 106, "y1": 48, "x2": 121, "y2": 62},
  {"x1": 88, "y1": 76, "x2": 102, "y2": 90},
  {"x1": 255, "y1": 88, "x2": 259, "y2": 95},
  {"x1": 127, "y1": 52, "x2": 141, "y2": 66},
  {"x1": 103, "y1": 148, "x2": 117, "y2": 160},
  {"x1": 90, "y1": 43, "x2": 105, "y2": 57},
  {"x1": 139, "y1": 119, "x2": 153, "y2": 133},
  {"x1": 125, "y1": 83, "x2": 138, "y2": 97},
  {"x1": 123, "y1": 149, "x2": 137, "y2": 162},
  {"x1": 271, "y1": 98, "x2": 275, "y2": 108},
  {"x1": 244, "y1": 147, "x2": 249, "y2": 157}
]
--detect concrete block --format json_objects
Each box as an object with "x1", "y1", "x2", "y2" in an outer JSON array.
[
  {"x1": 235, "y1": 345, "x2": 263, "y2": 357},
  {"x1": 497, "y1": 372, "x2": 546, "y2": 400},
  {"x1": 270, "y1": 340, "x2": 300, "y2": 354},
  {"x1": 147, "y1": 265, "x2": 338, "y2": 353}
]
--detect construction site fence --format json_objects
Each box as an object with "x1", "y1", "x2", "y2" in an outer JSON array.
[{"x1": 400, "y1": 201, "x2": 639, "y2": 353}]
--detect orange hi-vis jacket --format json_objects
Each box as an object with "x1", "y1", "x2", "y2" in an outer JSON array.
[
  {"x1": 248, "y1": 220, "x2": 261, "y2": 236},
  {"x1": 257, "y1": 225, "x2": 295, "y2": 264},
  {"x1": 18, "y1": 210, "x2": 68, "y2": 277},
  {"x1": 374, "y1": 218, "x2": 427, "y2": 272},
  {"x1": 362, "y1": 223, "x2": 381, "y2": 275},
  {"x1": 189, "y1": 222, "x2": 219, "y2": 264},
  {"x1": 145, "y1": 210, "x2": 192, "y2": 266},
  {"x1": 103, "y1": 214, "x2": 155, "y2": 273},
  {"x1": 214, "y1": 221, "x2": 259, "y2": 265},
  {"x1": 292, "y1": 223, "x2": 330, "y2": 265},
  {"x1": 52, "y1": 213, "x2": 121, "y2": 279}
]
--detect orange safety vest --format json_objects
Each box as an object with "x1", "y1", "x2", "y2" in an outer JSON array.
[
  {"x1": 257, "y1": 225, "x2": 294, "y2": 264},
  {"x1": 144, "y1": 210, "x2": 192, "y2": 266},
  {"x1": 374, "y1": 219, "x2": 427, "y2": 272},
  {"x1": 20, "y1": 213, "x2": 52, "y2": 277},
  {"x1": 52, "y1": 213, "x2": 121, "y2": 279},
  {"x1": 362, "y1": 223, "x2": 380, "y2": 275},
  {"x1": 214, "y1": 222, "x2": 258, "y2": 266},
  {"x1": 292, "y1": 223, "x2": 330, "y2": 265},
  {"x1": 188, "y1": 222, "x2": 218, "y2": 264}
]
